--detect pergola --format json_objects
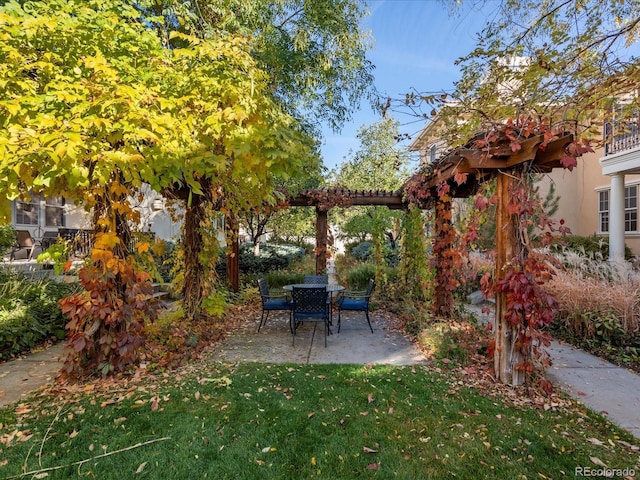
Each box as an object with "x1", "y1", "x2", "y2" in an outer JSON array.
[{"x1": 224, "y1": 131, "x2": 575, "y2": 385}]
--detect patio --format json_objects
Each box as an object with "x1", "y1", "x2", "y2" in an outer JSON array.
[{"x1": 208, "y1": 310, "x2": 428, "y2": 366}]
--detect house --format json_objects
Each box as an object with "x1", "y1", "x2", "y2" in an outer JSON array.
[
  {"x1": 7, "y1": 186, "x2": 183, "y2": 260},
  {"x1": 409, "y1": 108, "x2": 640, "y2": 259}
]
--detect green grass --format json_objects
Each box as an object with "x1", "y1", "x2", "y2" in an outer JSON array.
[{"x1": 0, "y1": 363, "x2": 638, "y2": 479}]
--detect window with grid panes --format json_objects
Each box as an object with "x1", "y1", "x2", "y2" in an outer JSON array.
[
  {"x1": 45, "y1": 196, "x2": 65, "y2": 227},
  {"x1": 14, "y1": 195, "x2": 40, "y2": 226},
  {"x1": 625, "y1": 185, "x2": 638, "y2": 232},
  {"x1": 599, "y1": 190, "x2": 609, "y2": 233}
]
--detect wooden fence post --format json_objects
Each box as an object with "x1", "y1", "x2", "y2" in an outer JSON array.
[{"x1": 494, "y1": 171, "x2": 525, "y2": 386}]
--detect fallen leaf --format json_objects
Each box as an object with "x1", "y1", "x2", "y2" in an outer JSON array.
[
  {"x1": 0, "y1": 459, "x2": 7, "y2": 467},
  {"x1": 590, "y1": 456, "x2": 607, "y2": 468},
  {"x1": 195, "y1": 391, "x2": 201, "y2": 400},
  {"x1": 368, "y1": 393, "x2": 375, "y2": 403},
  {"x1": 586, "y1": 437, "x2": 603, "y2": 446},
  {"x1": 69, "y1": 430, "x2": 79, "y2": 438},
  {"x1": 308, "y1": 412, "x2": 315, "y2": 419},
  {"x1": 311, "y1": 457, "x2": 316, "y2": 466},
  {"x1": 114, "y1": 417, "x2": 127, "y2": 425},
  {"x1": 363, "y1": 446, "x2": 378, "y2": 453},
  {"x1": 366, "y1": 463, "x2": 379, "y2": 470},
  {"x1": 135, "y1": 462, "x2": 147, "y2": 474},
  {"x1": 617, "y1": 440, "x2": 640, "y2": 451},
  {"x1": 262, "y1": 446, "x2": 271, "y2": 453}
]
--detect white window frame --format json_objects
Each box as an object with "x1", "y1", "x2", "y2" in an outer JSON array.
[
  {"x1": 625, "y1": 185, "x2": 638, "y2": 233},
  {"x1": 14, "y1": 194, "x2": 41, "y2": 226},
  {"x1": 597, "y1": 183, "x2": 640, "y2": 234}
]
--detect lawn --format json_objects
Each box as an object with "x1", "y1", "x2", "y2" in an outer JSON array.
[{"x1": 0, "y1": 362, "x2": 638, "y2": 479}]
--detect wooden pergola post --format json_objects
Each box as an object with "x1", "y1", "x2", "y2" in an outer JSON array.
[
  {"x1": 225, "y1": 214, "x2": 240, "y2": 293},
  {"x1": 432, "y1": 195, "x2": 453, "y2": 318},
  {"x1": 494, "y1": 171, "x2": 525, "y2": 386},
  {"x1": 315, "y1": 206, "x2": 328, "y2": 274}
]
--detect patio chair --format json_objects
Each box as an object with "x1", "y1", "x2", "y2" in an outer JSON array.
[
  {"x1": 303, "y1": 274, "x2": 328, "y2": 284},
  {"x1": 9, "y1": 230, "x2": 36, "y2": 261},
  {"x1": 291, "y1": 286, "x2": 330, "y2": 347},
  {"x1": 257, "y1": 278, "x2": 292, "y2": 332},
  {"x1": 336, "y1": 278, "x2": 375, "y2": 333}
]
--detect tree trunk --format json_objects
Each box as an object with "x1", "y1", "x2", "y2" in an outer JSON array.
[
  {"x1": 494, "y1": 171, "x2": 525, "y2": 386},
  {"x1": 182, "y1": 193, "x2": 206, "y2": 321},
  {"x1": 226, "y1": 214, "x2": 240, "y2": 293}
]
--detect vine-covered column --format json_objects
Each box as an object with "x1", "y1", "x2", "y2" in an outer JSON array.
[
  {"x1": 315, "y1": 206, "x2": 328, "y2": 274},
  {"x1": 432, "y1": 194, "x2": 455, "y2": 318},
  {"x1": 494, "y1": 170, "x2": 525, "y2": 386}
]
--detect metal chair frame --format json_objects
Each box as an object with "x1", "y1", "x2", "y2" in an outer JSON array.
[
  {"x1": 337, "y1": 278, "x2": 375, "y2": 333},
  {"x1": 291, "y1": 286, "x2": 330, "y2": 347},
  {"x1": 257, "y1": 278, "x2": 292, "y2": 332}
]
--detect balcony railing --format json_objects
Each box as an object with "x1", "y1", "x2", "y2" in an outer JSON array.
[{"x1": 605, "y1": 131, "x2": 640, "y2": 156}]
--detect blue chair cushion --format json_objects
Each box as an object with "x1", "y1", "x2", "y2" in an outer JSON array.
[
  {"x1": 264, "y1": 299, "x2": 291, "y2": 310},
  {"x1": 339, "y1": 299, "x2": 368, "y2": 311}
]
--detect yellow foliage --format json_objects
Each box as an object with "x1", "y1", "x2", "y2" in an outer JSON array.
[
  {"x1": 136, "y1": 242, "x2": 150, "y2": 254},
  {"x1": 94, "y1": 232, "x2": 120, "y2": 250}
]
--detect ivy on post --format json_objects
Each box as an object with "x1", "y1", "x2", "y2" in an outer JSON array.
[
  {"x1": 315, "y1": 206, "x2": 329, "y2": 274},
  {"x1": 432, "y1": 193, "x2": 455, "y2": 318}
]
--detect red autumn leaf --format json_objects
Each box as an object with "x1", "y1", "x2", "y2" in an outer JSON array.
[
  {"x1": 366, "y1": 463, "x2": 379, "y2": 470},
  {"x1": 474, "y1": 195, "x2": 489, "y2": 210},
  {"x1": 453, "y1": 171, "x2": 468, "y2": 186},
  {"x1": 560, "y1": 155, "x2": 578, "y2": 171}
]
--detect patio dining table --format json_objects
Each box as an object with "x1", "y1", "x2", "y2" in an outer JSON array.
[
  {"x1": 282, "y1": 283, "x2": 345, "y2": 294},
  {"x1": 283, "y1": 284, "x2": 345, "y2": 327}
]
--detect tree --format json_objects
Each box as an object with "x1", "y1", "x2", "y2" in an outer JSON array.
[
  {"x1": 396, "y1": 0, "x2": 640, "y2": 150},
  {"x1": 329, "y1": 118, "x2": 410, "y2": 245},
  {"x1": 172, "y1": 0, "x2": 376, "y2": 135},
  {"x1": 0, "y1": 0, "x2": 313, "y2": 374},
  {"x1": 238, "y1": 165, "x2": 324, "y2": 255}
]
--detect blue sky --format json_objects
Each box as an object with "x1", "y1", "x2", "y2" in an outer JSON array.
[{"x1": 320, "y1": 0, "x2": 496, "y2": 171}]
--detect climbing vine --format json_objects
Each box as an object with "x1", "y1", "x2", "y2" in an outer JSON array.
[{"x1": 398, "y1": 205, "x2": 431, "y2": 302}]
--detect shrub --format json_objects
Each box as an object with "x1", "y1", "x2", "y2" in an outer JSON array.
[
  {"x1": 0, "y1": 224, "x2": 16, "y2": 257},
  {"x1": 218, "y1": 242, "x2": 306, "y2": 277},
  {"x1": 350, "y1": 241, "x2": 373, "y2": 261},
  {"x1": 0, "y1": 270, "x2": 80, "y2": 359},
  {"x1": 545, "y1": 252, "x2": 640, "y2": 347},
  {"x1": 350, "y1": 241, "x2": 399, "y2": 266},
  {"x1": 341, "y1": 263, "x2": 376, "y2": 290},
  {"x1": 550, "y1": 234, "x2": 632, "y2": 259}
]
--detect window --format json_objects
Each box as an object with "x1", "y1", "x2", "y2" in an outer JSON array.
[
  {"x1": 598, "y1": 185, "x2": 639, "y2": 234},
  {"x1": 45, "y1": 196, "x2": 65, "y2": 227},
  {"x1": 14, "y1": 194, "x2": 65, "y2": 228},
  {"x1": 625, "y1": 185, "x2": 638, "y2": 232},
  {"x1": 429, "y1": 144, "x2": 438, "y2": 163},
  {"x1": 599, "y1": 190, "x2": 609, "y2": 233},
  {"x1": 14, "y1": 195, "x2": 40, "y2": 226}
]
